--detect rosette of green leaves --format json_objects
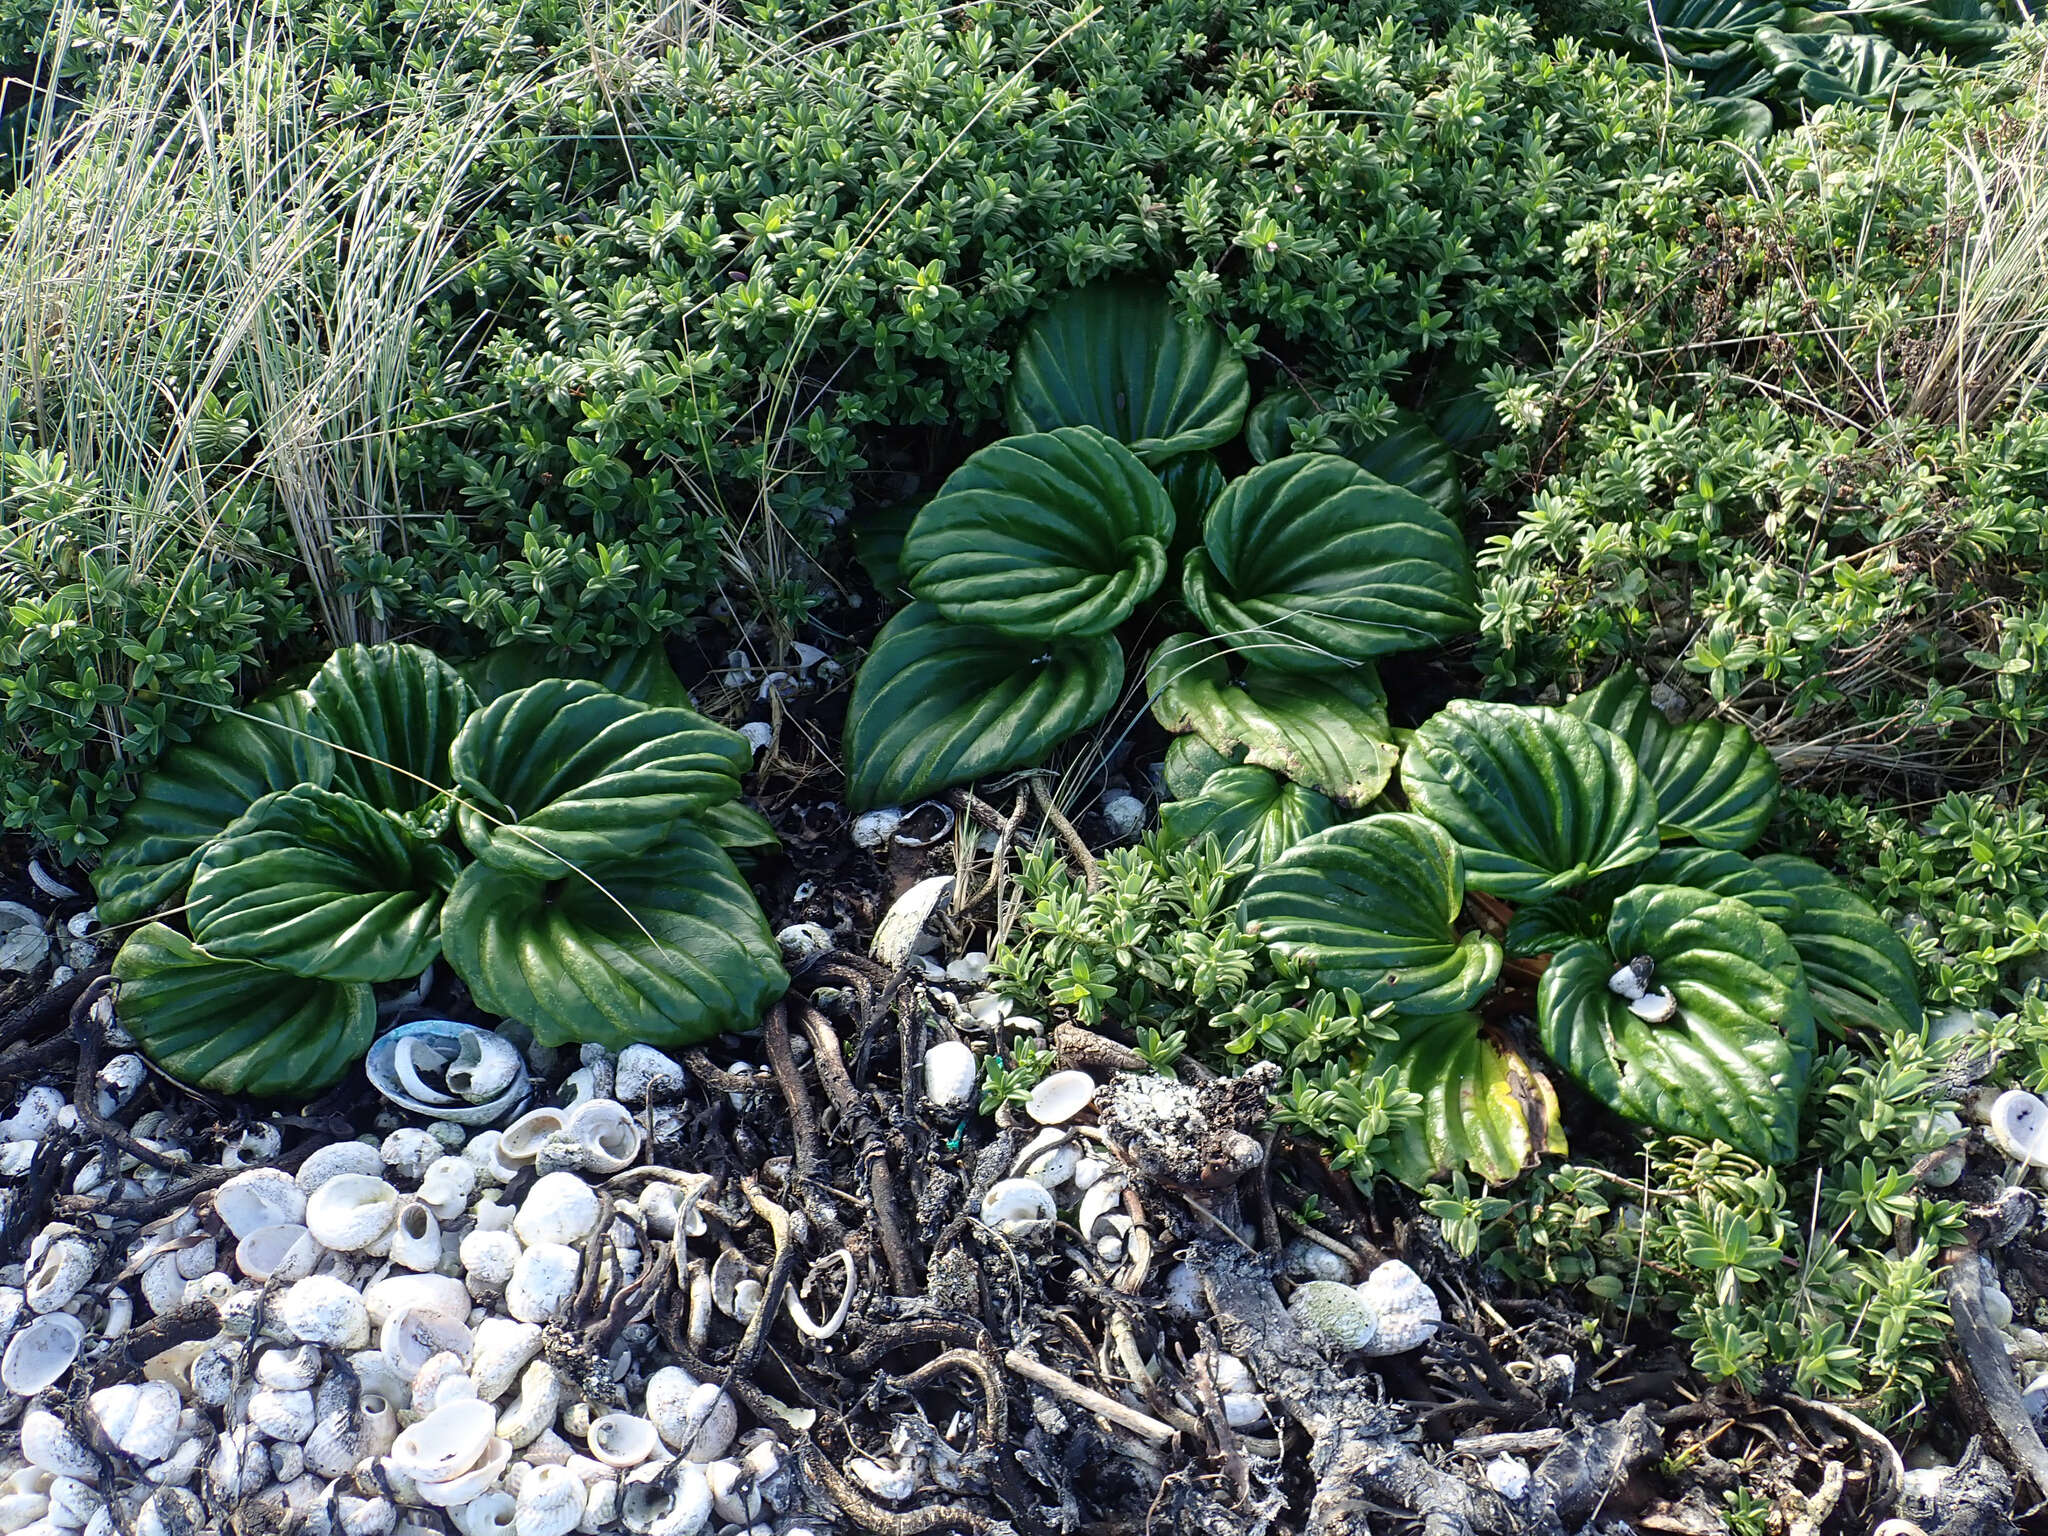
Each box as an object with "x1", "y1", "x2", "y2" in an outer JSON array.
[
  {"x1": 1240, "y1": 814, "x2": 1502, "y2": 1014},
  {"x1": 843, "y1": 602, "x2": 1124, "y2": 810},
  {"x1": 1147, "y1": 634, "x2": 1398, "y2": 806},
  {"x1": 1005, "y1": 284, "x2": 1248, "y2": 465},
  {"x1": 450, "y1": 679, "x2": 749, "y2": 877},
  {"x1": 1565, "y1": 674, "x2": 1779, "y2": 850},
  {"x1": 1183, "y1": 455, "x2": 1475, "y2": 671},
  {"x1": 1402, "y1": 700, "x2": 1660, "y2": 899},
  {"x1": 898, "y1": 427, "x2": 1175, "y2": 639},
  {"x1": 1539, "y1": 884, "x2": 1817, "y2": 1162}
]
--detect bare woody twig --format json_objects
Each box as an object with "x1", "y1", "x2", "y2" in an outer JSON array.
[{"x1": 1002, "y1": 1348, "x2": 1179, "y2": 1444}]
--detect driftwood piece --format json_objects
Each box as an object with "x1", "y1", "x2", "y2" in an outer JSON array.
[{"x1": 1946, "y1": 1244, "x2": 2048, "y2": 1499}]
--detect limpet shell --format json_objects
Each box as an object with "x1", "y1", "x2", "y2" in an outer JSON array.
[
  {"x1": 870, "y1": 875, "x2": 950, "y2": 967},
  {"x1": 236, "y1": 1224, "x2": 322, "y2": 1285},
  {"x1": 514, "y1": 1173, "x2": 601, "y2": 1248},
  {"x1": 1991, "y1": 1089, "x2": 2048, "y2": 1167},
  {"x1": 1287, "y1": 1280, "x2": 1378, "y2": 1353},
  {"x1": 3, "y1": 1313, "x2": 85, "y2": 1396},
  {"x1": 1025, "y1": 1070, "x2": 1096, "y2": 1126},
  {"x1": 922, "y1": 1041, "x2": 977, "y2": 1112},
  {"x1": 978, "y1": 1179, "x2": 1056, "y2": 1240}
]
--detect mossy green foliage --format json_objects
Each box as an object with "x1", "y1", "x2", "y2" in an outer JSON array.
[{"x1": 6, "y1": 0, "x2": 1713, "y2": 861}]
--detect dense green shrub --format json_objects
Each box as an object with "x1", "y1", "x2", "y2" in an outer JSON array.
[{"x1": 3, "y1": 0, "x2": 1722, "y2": 860}]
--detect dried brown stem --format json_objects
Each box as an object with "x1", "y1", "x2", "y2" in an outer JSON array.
[{"x1": 797, "y1": 1004, "x2": 918, "y2": 1294}]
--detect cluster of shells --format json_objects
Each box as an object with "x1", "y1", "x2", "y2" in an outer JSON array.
[{"x1": 0, "y1": 1024, "x2": 804, "y2": 1536}]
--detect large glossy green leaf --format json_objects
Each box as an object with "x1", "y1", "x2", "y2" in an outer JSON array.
[
  {"x1": 1147, "y1": 633, "x2": 1398, "y2": 806},
  {"x1": 844, "y1": 602, "x2": 1124, "y2": 811},
  {"x1": 1538, "y1": 884, "x2": 1816, "y2": 1161},
  {"x1": 1005, "y1": 284, "x2": 1249, "y2": 465},
  {"x1": 440, "y1": 825, "x2": 788, "y2": 1051},
  {"x1": 1753, "y1": 27, "x2": 1937, "y2": 109},
  {"x1": 113, "y1": 923, "x2": 375, "y2": 1096},
  {"x1": 1161, "y1": 734, "x2": 1241, "y2": 800},
  {"x1": 1246, "y1": 396, "x2": 1462, "y2": 518},
  {"x1": 94, "y1": 692, "x2": 336, "y2": 928},
  {"x1": 1754, "y1": 854, "x2": 1921, "y2": 1035},
  {"x1": 699, "y1": 799, "x2": 781, "y2": 862},
  {"x1": 1372, "y1": 1013, "x2": 1565, "y2": 1187},
  {"x1": 308, "y1": 643, "x2": 477, "y2": 815},
  {"x1": 1635, "y1": 847, "x2": 1799, "y2": 926},
  {"x1": 1566, "y1": 674, "x2": 1780, "y2": 850},
  {"x1": 1184, "y1": 454, "x2": 1476, "y2": 670},
  {"x1": 463, "y1": 641, "x2": 691, "y2": 708},
  {"x1": 1241, "y1": 814, "x2": 1503, "y2": 1014},
  {"x1": 1402, "y1": 701, "x2": 1660, "y2": 899},
  {"x1": 450, "y1": 680, "x2": 749, "y2": 877},
  {"x1": 186, "y1": 786, "x2": 461, "y2": 982},
  {"x1": 898, "y1": 427, "x2": 1175, "y2": 639},
  {"x1": 1158, "y1": 765, "x2": 1337, "y2": 866}
]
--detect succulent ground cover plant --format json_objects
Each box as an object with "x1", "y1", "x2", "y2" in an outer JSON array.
[{"x1": 95, "y1": 642, "x2": 787, "y2": 1096}]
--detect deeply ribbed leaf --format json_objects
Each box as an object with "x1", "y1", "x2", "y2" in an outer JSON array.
[
  {"x1": 1147, "y1": 633, "x2": 1398, "y2": 806},
  {"x1": 1539, "y1": 885, "x2": 1816, "y2": 1161},
  {"x1": 451, "y1": 680, "x2": 749, "y2": 876},
  {"x1": 1402, "y1": 701, "x2": 1660, "y2": 899},
  {"x1": 1754, "y1": 855, "x2": 1922, "y2": 1035},
  {"x1": 113, "y1": 923, "x2": 374, "y2": 1097},
  {"x1": 187, "y1": 786, "x2": 461, "y2": 983},
  {"x1": 440, "y1": 825, "x2": 788, "y2": 1051},
  {"x1": 1184, "y1": 454, "x2": 1475, "y2": 670},
  {"x1": 463, "y1": 641, "x2": 691, "y2": 707},
  {"x1": 1005, "y1": 284, "x2": 1248, "y2": 465},
  {"x1": 1161, "y1": 734, "x2": 1241, "y2": 800},
  {"x1": 1635, "y1": 847, "x2": 1799, "y2": 926},
  {"x1": 1372, "y1": 1013, "x2": 1565, "y2": 1187},
  {"x1": 1158, "y1": 765, "x2": 1337, "y2": 866},
  {"x1": 308, "y1": 643, "x2": 476, "y2": 814},
  {"x1": 1241, "y1": 814, "x2": 1503, "y2": 1014},
  {"x1": 845, "y1": 602, "x2": 1124, "y2": 810},
  {"x1": 1566, "y1": 674, "x2": 1779, "y2": 850},
  {"x1": 899, "y1": 428, "x2": 1174, "y2": 639},
  {"x1": 1753, "y1": 27, "x2": 1937, "y2": 109},
  {"x1": 94, "y1": 692, "x2": 335, "y2": 927}
]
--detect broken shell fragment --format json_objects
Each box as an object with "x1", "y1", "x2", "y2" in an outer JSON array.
[
  {"x1": 1991, "y1": 1089, "x2": 2048, "y2": 1168},
  {"x1": 870, "y1": 875, "x2": 951, "y2": 968},
  {"x1": 1627, "y1": 987, "x2": 1678, "y2": 1024},
  {"x1": 367, "y1": 1020, "x2": 530, "y2": 1125},
  {"x1": 1607, "y1": 956, "x2": 1654, "y2": 1001},
  {"x1": 1025, "y1": 1070, "x2": 1096, "y2": 1125},
  {"x1": 978, "y1": 1179, "x2": 1056, "y2": 1240}
]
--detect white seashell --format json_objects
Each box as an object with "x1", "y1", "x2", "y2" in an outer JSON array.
[
  {"x1": 46, "y1": 1476, "x2": 98, "y2": 1528},
  {"x1": 643, "y1": 1367, "x2": 700, "y2": 1450},
  {"x1": 1221, "y1": 1393, "x2": 1266, "y2": 1428},
  {"x1": 1099, "y1": 790, "x2": 1145, "y2": 839},
  {"x1": 978, "y1": 1179, "x2": 1055, "y2": 1240},
  {"x1": 2, "y1": 1087, "x2": 64, "y2": 1143},
  {"x1": 870, "y1": 875, "x2": 950, "y2": 967},
  {"x1": 360, "y1": 1394, "x2": 400, "y2": 1460},
  {"x1": 453, "y1": 1489, "x2": 517, "y2": 1536},
  {"x1": 390, "y1": 1398, "x2": 496, "y2": 1486},
  {"x1": 775, "y1": 924, "x2": 835, "y2": 967},
  {"x1": 705, "y1": 1459, "x2": 763, "y2": 1526},
  {"x1": 675, "y1": 1386, "x2": 736, "y2": 1462},
  {"x1": 515, "y1": 1464, "x2": 585, "y2": 1536},
  {"x1": 1356, "y1": 1260, "x2": 1441, "y2": 1356},
  {"x1": 1485, "y1": 1454, "x2": 1531, "y2": 1499},
  {"x1": 417, "y1": 1157, "x2": 479, "y2": 1223},
  {"x1": 468, "y1": 1318, "x2": 544, "y2": 1403},
  {"x1": 21, "y1": 1412, "x2": 98, "y2": 1480},
  {"x1": 0, "y1": 1490, "x2": 49, "y2": 1532},
  {"x1": 586, "y1": 1413, "x2": 660, "y2": 1470},
  {"x1": 498, "y1": 1109, "x2": 567, "y2": 1169},
  {"x1": 614, "y1": 1046, "x2": 687, "y2": 1104},
  {"x1": 24, "y1": 1240, "x2": 92, "y2": 1316},
  {"x1": 215, "y1": 1170, "x2": 307, "y2": 1239},
  {"x1": 619, "y1": 1461, "x2": 711, "y2": 1536},
  {"x1": 1606, "y1": 958, "x2": 1652, "y2": 1001},
  {"x1": 1281, "y1": 1236, "x2": 1354, "y2": 1283},
  {"x1": 415, "y1": 1436, "x2": 514, "y2": 1508},
  {"x1": 277, "y1": 1276, "x2": 371, "y2": 1349},
  {"x1": 461, "y1": 1229, "x2": 522, "y2": 1292},
  {"x1": 1019, "y1": 1129, "x2": 1081, "y2": 1191},
  {"x1": 304, "y1": 1175, "x2": 400, "y2": 1252},
  {"x1": 368, "y1": 1021, "x2": 531, "y2": 1126},
  {"x1": 516, "y1": 1173, "x2": 602, "y2": 1248},
  {"x1": 302, "y1": 1412, "x2": 361, "y2": 1479},
  {"x1": 849, "y1": 808, "x2": 903, "y2": 851},
  {"x1": 497, "y1": 1361, "x2": 563, "y2": 1449},
  {"x1": 184, "y1": 1344, "x2": 236, "y2": 1407},
  {"x1": 169, "y1": 1231, "x2": 216, "y2": 1280},
  {"x1": 507, "y1": 1245, "x2": 580, "y2": 1325},
  {"x1": 381, "y1": 1128, "x2": 442, "y2": 1184},
  {"x1": 1628, "y1": 987, "x2": 1678, "y2": 1024},
  {"x1": 245, "y1": 1388, "x2": 316, "y2": 1444},
  {"x1": 945, "y1": 950, "x2": 989, "y2": 987},
  {"x1": 1075, "y1": 1177, "x2": 1125, "y2": 1241},
  {"x1": 922, "y1": 1041, "x2": 977, "y2": 1112},
  {"x1": 1025, "y1": 1070, "x2": 1096, "y2": 1126},
  {"x1": 847, "y1": 1457, "x2": 917, "y2": 1502},
  {"x1": 1287, "y1": 1280, "x2": 1379, "y2": 1353},
  {"x1": 236, "y1": 1224, "x2": 323, "y2": 1285},
  {"x1": 578, "y1": 1479, "x2": 619, "y2": 1536},
  {"x1": 388, "y1": 1200, "x2": 442, "y2": 1273},
  {"x1": 363, "y1": 1272, "x2": 471, "y2": 1327},
  {"x1": 3, "y1": 1313, "x2": 84, "y2": 1396},
  {"x1": 710, "y1": 1249, "x2": 757, "y2": 1321},
  {"x1": 1992, "y1": 1090, "x2": 2048, "y2": 1167},
  {"x1": 563, "y1": 1100, "x2": 641, "y2": 1176},
  {"x1": 383, "y1": 1307, "x2": 473, "y2": 1384},
  {"x1": 965, "y1": 991, "x2": 1011, "y2": 1027},
  {"x1": 294, "y1": 1141, "x2": 383, "y2": 1193},
  {"x1": 220, "y1": 1123, "x2": 283, "y2": 1169}
]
